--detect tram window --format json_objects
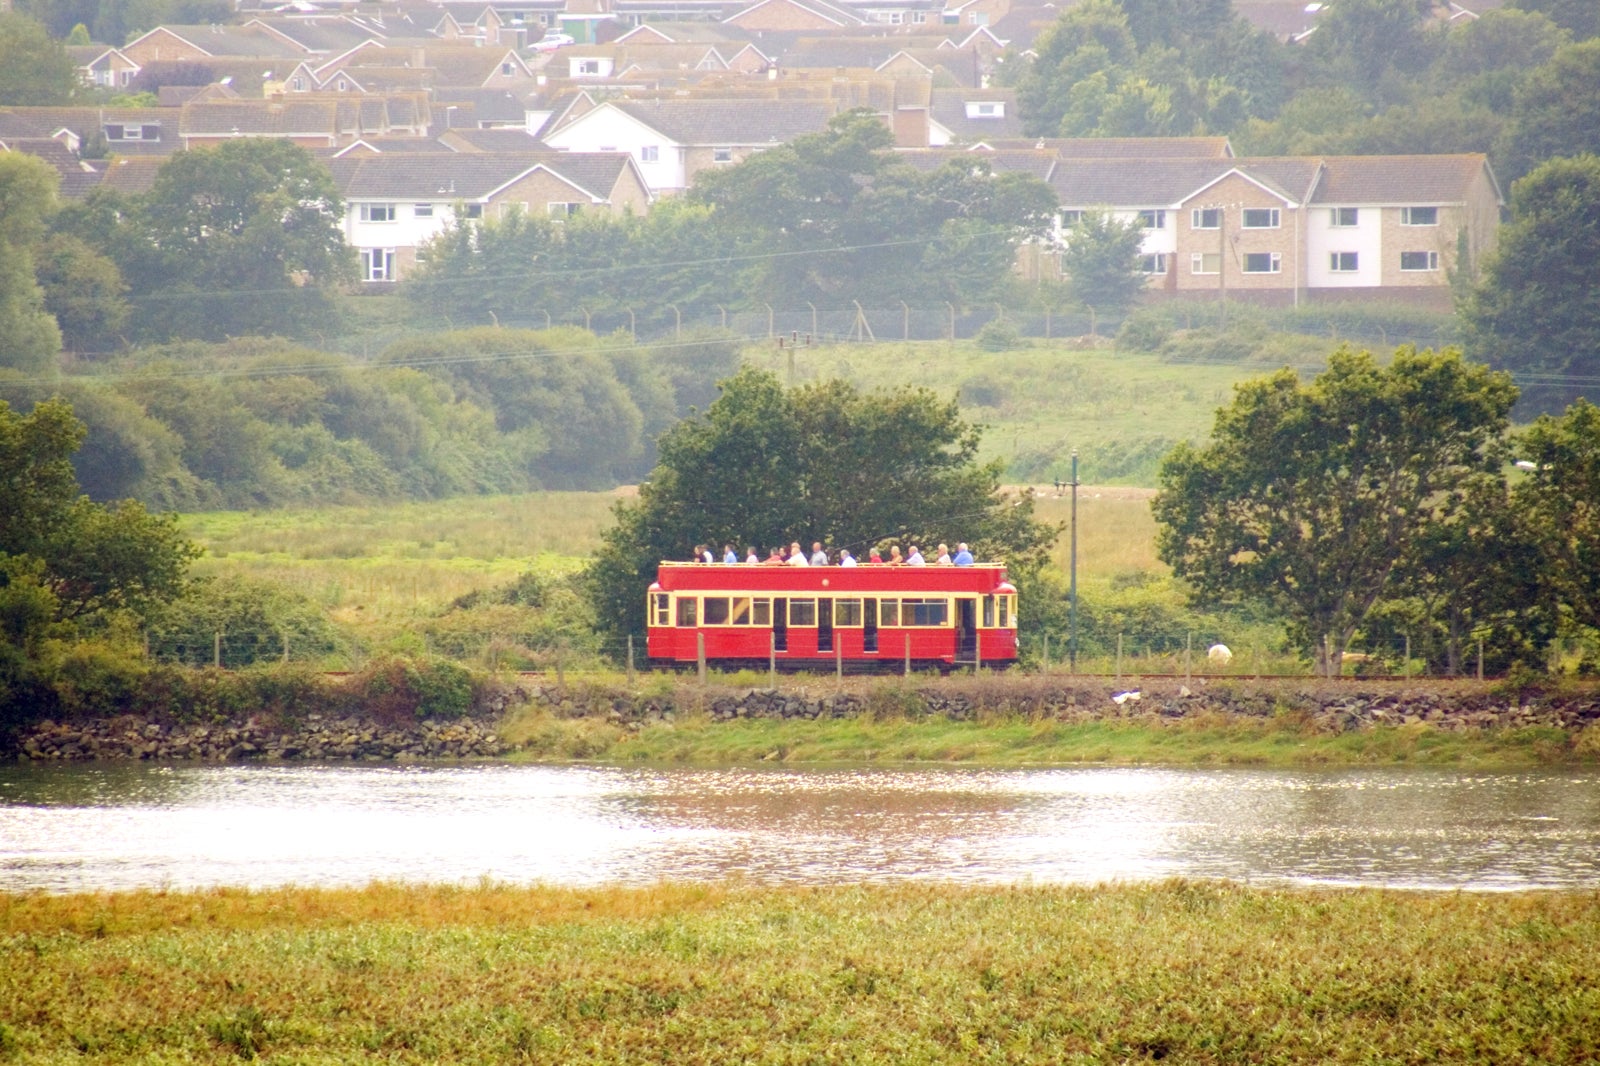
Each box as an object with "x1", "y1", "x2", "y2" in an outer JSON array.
[
  {"x1": 982, "y1": 595, "x2": 995, "y2": 628},
  {"x1": 652, "y1": 592, "x2": 670, "y2": 626},
  {"x1": 731, "y1": 597, "x2": 752, "y2": 625},
  {"x1": 879, "y1": 599, "x2": 900, "y2": 627},
  {"x1": 789, "y1": 598, "x2": 816, "y2": 626},
  {"x1": 752, "y1": 598, "x2": 771, "y2": 625},
  {"x1": 675, "y1": 597, "x2": 697, "y2": 626},
  {"x1": 903, "y1": 598, "x2": 949, "y2": 626},
  {"x1": 1000, "y1": 596, "x2": 1012, "y2": 627},
  {"x1": 703, "y1": 596, "x2": 731, "y2": 625},
  {"x1": 834, "y1": 598, "x2": 862, "y2": 626}
]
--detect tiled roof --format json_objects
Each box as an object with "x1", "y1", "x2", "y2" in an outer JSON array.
[
  {"x1": 443, "y1": 128, "x2": 547, "y2": 152},
  {"x1": 1310, "y1": 155, "x2": 1498, "y2": 205},
  {"x1": 986, "y1": 137, "x2": 1235, "y2": 160},
  {"x1": 1050, "y1": 158, "x2": 1319, "y2": 207},
  {"x1": 1, "y1": 141, "x2": 106, "y2": 200},
  {"x1": 928, "y1": 87, "x2": 1022, "y2": 143},
  {"x1": 134, "y1": 24, "x2": 310, "y2": 59},
  {"x1": 892, "y1": 147, "x2": 1057, "y2": 182},
  {"x1": 610, "y1": 98, "x2": 835, "y2": 145},
  {"x1": 97, "y1": 155, "x2": 167, "y2": 196},
  {"x1": 248, "y1": 16, "x2": 387, "y2": 52},
  {"x1": 331, "y1": 150, "x2": 634, "y2": 201},
  {"x1": 434, "y1": 89, "x2": 530, "y2": 126}
]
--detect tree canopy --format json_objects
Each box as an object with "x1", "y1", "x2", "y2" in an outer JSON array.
[
  {"x1": 586, "y1": 367, "x2": 1057, "y2": 645},
  {"x1": 0, "y1": 13, "x2": 79, "y2": 106},
  {"x1": 1153, "y1": 347, "x2": 1518, "y2": 670},
  {"x1": 1058, "y1": 211, "x2": 1148, "y2": 316},
  {"x1": 1461, "y1": 153, "x2": 1600, "y2": 415}
]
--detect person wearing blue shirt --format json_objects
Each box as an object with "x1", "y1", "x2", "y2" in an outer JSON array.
[
  {"x1": 723, "y1": 544, "x2": 739, "y2": 564},
  {"x1": 953, "y1": 542, "x2": 974, "y2": 566}
]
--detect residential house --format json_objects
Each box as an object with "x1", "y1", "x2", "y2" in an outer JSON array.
[
  {"x1": 724, "y1": 0, "x2": 868, "y2": 32},
  {"x1": 70, "y1": 45, "x2": 142, "y2": 91},
  {"x1": 331, "y1": 150, "x2": 652, "y2": 282},
  {"x1": 1046, "y1": 154, "x2": 1503, "y2": 307},
  {"x1": 540, "y1": 97, "x2": 836, "y2": 193}
]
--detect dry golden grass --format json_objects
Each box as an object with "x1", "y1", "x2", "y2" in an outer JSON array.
[{"x1": 3, "y1": 881, "x2": 1597, "y2": 1063}]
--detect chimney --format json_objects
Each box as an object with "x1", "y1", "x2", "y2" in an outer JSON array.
[{"x1": 892, "y1": 106, "x2": 929, "y2": 149}]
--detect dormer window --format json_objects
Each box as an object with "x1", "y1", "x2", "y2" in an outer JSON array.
[
  {"x1": 965, "y1": 101, "x2": 1004, "y2": 119},
  {"x1": 104, "y1": 123, "x2": 160, "y2": 141}
]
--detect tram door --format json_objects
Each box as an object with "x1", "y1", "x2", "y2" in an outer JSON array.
[
  {"x1": 956, "y1": 598, "x2": 978, "y2": 664},
  {"x1": 773, "y1": 597, "x2": 788, "y2": 652},
  {"x1": 863, "y1": 598, "x2": 878, "y2": 653},
  {"x1": 817, "y1": 598, "x2": 834, "y2": 653}
]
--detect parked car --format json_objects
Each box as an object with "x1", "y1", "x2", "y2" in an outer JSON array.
[{"x1": 532, "y1": 32, "x2": 575, "y2": 52}]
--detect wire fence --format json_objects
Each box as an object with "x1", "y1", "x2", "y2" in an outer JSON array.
[{"x1": 319, "y1": 298, "x2": 1458, "y2": 365}]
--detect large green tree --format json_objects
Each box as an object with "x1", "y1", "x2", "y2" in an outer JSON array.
[
  {"x1": 1057, "y1": 210, "x2": 1148, "y2": 319},
  {"x1": 586, "y1": 367, "x2": 1056, "y2": 645},
  {"x1": 0, "y1": 152, "x2": 63, "y2": 374},
  {"x1": 1495, "y1": 40, "x2": 1600, "y2": 184},
  {"x1": 1461, "y1": 154, "x2": 1600, "y2": 415},
  {"x1": 1509, "y1": 0, "x2": 1600, "y2": 41},
  {"x1": 1513, "y1": 399, "x2": 1600, "y2": 635},
  {"x1": 61, "y1": 139, "x2": 352, "y2": 343},
  {"x1": 0, "y1": 13, "x2": 78, "y2": 105},
  {"x1": 1153, "y1": 346, "x2": 1518, "y2": 671}
]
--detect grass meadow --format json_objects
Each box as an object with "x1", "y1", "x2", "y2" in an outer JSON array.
[{"x1": 3, "y1": 881, "x2": 1596, "y2": 1063}]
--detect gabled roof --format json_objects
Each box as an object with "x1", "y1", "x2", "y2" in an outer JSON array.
[
  {"x1": 589, "y1": 98, "x2": 836, "y2": 146},
  {"x1": 124, "y1": 24, "x2": 312, "y2": 60},
  {"x1": 434, "y1": 88, "x2": 530, "y2": 126},
  {"x1": 441, "y1": 127, "x2": 547, "y2": 152},
  {"x1": 241, "y1": 15, "x2": 386, "y2": 52},
  {"x1": 330, "y1": 150, "x2": 643, "y2": 204},
  {"x1": 724, "y1": 0, "x2": 867, "y2": 29},
  {"x1": 0, "y1": 140, "x2": 106, "y2": 200},
  {"x1": 1049, "y1": 158, "x2": 1321, "y2": 208},
  {"x1": 986, "y1": 137, "x2": 1235, "y2": 160},
  {"x1": 1309, "y1": 154, "x2": 1501, "y2": 206},
  {"x1": 891, "y1": 147, "x2": 1058, "y2": 182},
  {"x1": 928, "y1": 86, "x2": 1021, "y2": 142}
]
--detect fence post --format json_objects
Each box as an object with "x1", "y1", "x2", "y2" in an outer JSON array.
[
  {"x1": 946, "y1": 302, "x2": 955, "y2": 341},
  {"x1": 905, "y1": 632, "x2": 912, "y2": 677},
  {"x1": 836, "y1": 641, "x2": 842, "y2": 679},
  {"x1": 282, "y1": 630, "x2": 290, "y2": 664},
  {"x1": 770, "y1": 630, "x2": 776, "y2": 688},
  {"x1": 214, "y1": 631, "x2": 222, "y2": 669},
  {"x1": 1116, "y1": 633, "x2": 1123, "y2": 682},
  {"x1": 627, "y1": 634, "x2": 636, "y2": 684},
  {"x1": 1477, "y1": 639, "x2": 1484, "y2": 682},
  {"x1": 1042, "y1": 633, "x2": 1049, "y2": 674},
  {"x1": 556, "y1": 642, "x2": 565, "y2": 686},
  {"x1": 765, "y1": 302, "x2": 774, "y2": 338},
  {"x1": 901, "y1": 300, "x2": 909, "y2": 340},
  {"x1": 698, "y1": 631, "x2": 707, "y2": 685},
  {"x1": 1404, "y1": 634, "x2": 1410, "y2": 679},
  {"x1": 975, "y1": 630, "x2": 981, "y2": 673},
  {"x1": 1185, "y1": 631, "x2": 1192, "y2": 684}
]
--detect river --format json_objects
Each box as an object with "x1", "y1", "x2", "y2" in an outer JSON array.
[{"x1": 2, "y1": 763, "x2": 1597, "y2": 893}]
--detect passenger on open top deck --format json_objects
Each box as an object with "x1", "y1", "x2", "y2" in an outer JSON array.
[
  {"x1": 787, "y1": 542, "x2": 808, "y2": 566},
  {"x1": 887, "y1": 545, "x2": 903, "y2": 565},
  {"x1": 810, "y1": 541, "x2": 828, "y2": 566},
  {"x1": 953, "y1": 542, "x2": 974, "y2": 566},
  {"x1": 723, "y1": 544, "x2": 739, "y2": 564},
  {"x1": 935, "y1": 543, "x2": 952, "y2": 565},
  {"x1": 868, "y1": 548, "x2": 883, "y2": 564},
  {"x1": 765, "y1": 547, "x2": 786, "y2": 564},
  {"x1": 746, "y1": 546, "x2": 759, "y2": 564},
  {"x1": 906, "y1": 545, "x2": 926, "y2": 566},
  {"x1": 839, "y1": 549, "x2": 856, "y2": 566}
]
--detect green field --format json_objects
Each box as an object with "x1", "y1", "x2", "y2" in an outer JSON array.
[
  {"x1": 3, "y1": 881, "x2": 1595, "y2": 1064},
  {"x1": 746, "y1": 338, "x2": 1281, "y2": 484}
]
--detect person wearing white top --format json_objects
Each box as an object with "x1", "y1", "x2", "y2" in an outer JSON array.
[
  {"x1": 787, "y1": 541, "x2": 808, "y2": 565},
  {"x1": 839, "y1": 549, "x2": 856, "y2": 566},
  {"x1": 906, "y1": 546, "x2": 925, "y2": 565}
]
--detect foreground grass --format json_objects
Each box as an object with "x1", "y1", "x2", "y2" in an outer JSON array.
[
  {"x1": 501, "y1": 707, "x2": 1600, "y2": 769},
  {"x1": 3, "y1": 881, "x2": 1596, "y2": 1063}
]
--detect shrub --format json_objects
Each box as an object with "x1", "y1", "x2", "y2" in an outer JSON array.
[
  {"x1": 47, "y1": 642, "x2": 148, "y2": 718},
  {"x1": 975, "y1": 319, "x2": 1023, "y2": 351},
  {"x1": 351, "y1": 656, "x2": 478, "y2": 725},
  {"x1": 1115, "y1": 309, "x2": 1173, "y2": 352}
]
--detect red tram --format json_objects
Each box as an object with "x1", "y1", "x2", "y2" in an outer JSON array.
[{"x1": 646, "y1": 562, "x2": 1017, "y2": 670}]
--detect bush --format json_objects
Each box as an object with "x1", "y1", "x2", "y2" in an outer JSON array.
[
  {"x1": 1116, "y1": 309, "x2": 1173, "y2": 352},
  {"x1": 976, "y1": 319, "x2": 1023, "y2": 352},
  {"x1": 351, "y1": 656, "x2": 478, "y2": 725}
]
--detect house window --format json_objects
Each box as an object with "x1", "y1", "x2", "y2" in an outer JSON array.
[
  {"x1": 1059, "y1": 209, "x2": 1083, "y2": 228},
  {"x1": 1329, "y1": 252, "x2": 1358, "y2": 272},
  {"x1": 359, "y1": 203, "x2": 396, "y2": 222},
  {"x1": 713, "y1": 147, "x2": 733, "y2": 163},
  {"x1": 576, "y1": 59, "x2": 600, "y2": 75},
  {"x1": 1191, "y1": 252, "x2": 1220, "y2": 275},
  {"x1": 548, "y1": 202, "x2": 582, "y2": 218},
  {"x1": 501, "y1": 62, "x2": 514, "y2": 75},
  {"x1": 105, "y1": 123, "x2": 156, "y2": 141},
  {"x1": 1401, "y1": 206, "x2": 1438, "y2": 226},
  {"x1": 1138, "y1": 209, "x2": 1166, "y2": 229},
  {"x1": 1331, "y1": 207, "x2": 1358, "y2": 227},
  {"x1": 336, "y1": 78, "x2": 348, "y2": 91},
  {"x1": 1242, "y1": 208, "x2": 1280, "y2": 229},
  {"x1": 640, "y1": 145, "x2": 659, "y2": 162},
  {"x1": 912, "y1": 11, "x2": 927, "y2": 22},
  {"x1": 414, "y1": 203, "x2": 434, "y2": 218},
  {"x1": 360, "y1": 248, "x2": 394, "y2": 282},
  {"x1": 1191, "y1": 208, "x2": 1220, "y2": 229},
  {"x1": 1243, "y1": 252, "x2": 1281, "y2": 273},
  {"x1": 1400, "y1": 250, "x2": 1439, "y2": 271},
  {"x1": 463, "y1": 204, "x2": 483, "y2": 219},
  {"x1": 1139, "y1": 253, "x2": 1167, "y2": 275},
  {"x1": 292, "y1": 75, "x2": 306, "y2": 91},
  {"x1": 888, "y1": 11, "x2": 903, "y2": 23}
]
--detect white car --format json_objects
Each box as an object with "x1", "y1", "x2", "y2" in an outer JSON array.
[{"x1": 532, "y1": 32, "x2": 575, "y2": 52}]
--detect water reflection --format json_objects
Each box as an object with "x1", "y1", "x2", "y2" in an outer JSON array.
[{"x1": 2, "y1": 763, "x2": 1597, "y2": 893}]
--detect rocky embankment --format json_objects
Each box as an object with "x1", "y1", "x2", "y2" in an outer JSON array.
[
  {"x1": 536, "y1": 678, "x2": 1600, "y2": 733},
  {"x1": 14, "y1": 715, "x2": 506, "y2": 762},
  {"x1": 9, "y1": 678, "x2": 1599, "y2": 762}
]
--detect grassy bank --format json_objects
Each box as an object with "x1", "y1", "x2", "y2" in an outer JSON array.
[
  {"x1": 501, "y1": 706, "x2": 1600, "y2": 769},
  {"x1": 3, "y1": 881, "x2": 1596, "y2": 1063}
]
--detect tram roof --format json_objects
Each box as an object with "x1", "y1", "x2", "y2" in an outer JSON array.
[{"x1": 651, "y1": 562, "x2": 1012, "y2": 594}]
